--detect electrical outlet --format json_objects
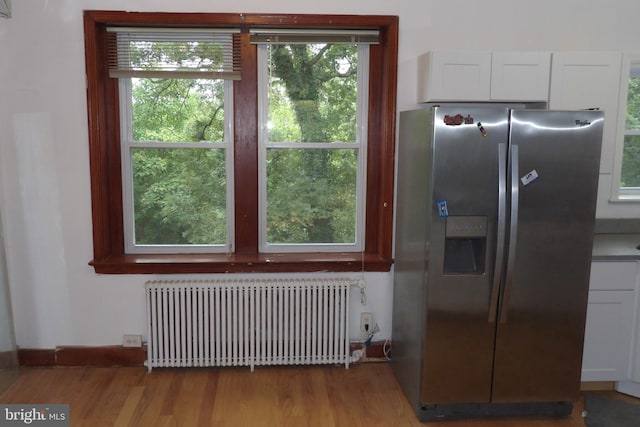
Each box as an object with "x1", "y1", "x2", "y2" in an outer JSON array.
[
  {"x1": 123, "y1": 334, "x2": 142, "y2": 348},
  {"x1": 360, "y1": 312, "x2": 373, "y2": 335}
]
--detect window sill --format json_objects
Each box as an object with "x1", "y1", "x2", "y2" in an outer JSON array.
[
  {"x1": 609, "y1": 195, "x2": 640, "y2": 203},
  {"x1": 89, "y1": 253, "x2": 393, "y2": 274}
]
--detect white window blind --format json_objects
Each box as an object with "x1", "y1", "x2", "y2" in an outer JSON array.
[
  {"x1": 106, "y1": 27, "x2": 241, "y2": 80},
  {"x1": 249, "y1": 28, "x2": 379, "y2": 45}
]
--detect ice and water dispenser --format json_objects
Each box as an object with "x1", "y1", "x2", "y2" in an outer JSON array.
[{"x1": 443, "y1": 216, "x2": 487, "y2": 274}]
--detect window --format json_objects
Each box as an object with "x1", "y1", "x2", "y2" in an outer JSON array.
[
  {"x1": 614, "y1": 53, "x2": 640, "y2": 200},
  {"x1": 83, "y1": 11, "x2": 398, "y2": 274},
  {"x1": 111, "y1": 28, "x2": 239, "y2": 253},
  {"x1": 255, "y1": 32, "x2": 374, "y2": 253}
]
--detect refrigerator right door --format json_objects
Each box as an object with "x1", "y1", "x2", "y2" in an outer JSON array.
[{"x1": 491, "y1": 110, "x2": 604, "y2": 402}]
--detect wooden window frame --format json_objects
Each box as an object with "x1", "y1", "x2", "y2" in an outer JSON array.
[{"x1": 83, "y1": 10, "x2": 398, "y2": 274}]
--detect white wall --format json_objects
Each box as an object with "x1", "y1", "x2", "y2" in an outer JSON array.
[{"x1": 1, "y1": 0, "x2": 640, "y2": 348}]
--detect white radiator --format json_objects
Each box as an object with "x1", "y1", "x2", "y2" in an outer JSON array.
[{"x1": 145, "y1": 278, "x2": 353, "y2": 371}]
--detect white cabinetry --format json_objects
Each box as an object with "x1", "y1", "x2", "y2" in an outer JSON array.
[
  {"x1": 418, "y1": 51, "x2": 491, "y2": 102},
  {"x1": 581, "y1": 261, "x2": 638, "y2": 382},
  {"x1": 417, "y1": 51, "x2": 550, "y2": 102},
  {"x1": 548, "y1": 52, "x2": 622, "y2": 174},
  {"x1": 491, "y1": 52, "x2": 551, "y2": 101}
]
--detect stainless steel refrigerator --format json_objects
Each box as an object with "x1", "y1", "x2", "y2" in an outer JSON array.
[{"x1": 391, "y1": 107, "x2": 604, "y2": 421}]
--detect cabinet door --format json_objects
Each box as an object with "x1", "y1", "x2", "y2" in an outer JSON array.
[
  {"x1": 581, "y1": 290, "x2": 635, "y2": 381},
  {"x1": 417, "y1": 51, "x2": 491, "y2": 102},
  {"x1": 549, "y1": 52, "x2": 622, "y2": 174},
  {"x1": 590, "y1": 260, "x2": 638, "y2": 291},
  {"x1": 581, "y1": 261, "x2": 638, "y2": 382},
  {"x1": 491, "y1": 52, "x2": 551, "y2": 101}
]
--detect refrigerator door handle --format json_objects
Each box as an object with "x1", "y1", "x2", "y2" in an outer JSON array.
[
  {"x1": 488, "y1": 143, "x2": 507, "y2": 323},
  {"x1": 500, "y1": 144, "x2": 519, "y2": 324}
]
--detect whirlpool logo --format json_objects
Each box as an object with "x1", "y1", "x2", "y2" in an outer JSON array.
[{"x1": 575, "y1": 119, "x2": 591, "y2": 127}]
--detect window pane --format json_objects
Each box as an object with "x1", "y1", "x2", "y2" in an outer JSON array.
[
  {"x1": 626, "y1": 72, "x2": 640, "y2": 131},
  {"x1": 621, "y1": 135, "x2": 640, "y2": 188},
  {"x1": 132, "y1": 147, "x2": 227, "y2": 245},
  {"x1": 622, "y1": 66, "x2": 640, "y2": 190},
  {"x1": 132, "y1": 78, "x2": 225, "y2": 143},
  {"x1": 267, "y1": 44, "x2": 358, "y2": 143},
  {"x1": 266, "y1": 148, "x2": 357, "y2": 244}
]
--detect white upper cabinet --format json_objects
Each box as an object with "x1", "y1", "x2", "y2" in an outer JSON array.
[
  {"x1": 549, "y1": 52, "x2": 622, "y2": 174},
  {"x1": 417, "y1": 51, "x2": 551, "y2": 102},
  {"x1": 490, "y1": 52, "x2": 551, "y2": 101},
  {"x1": 418, "y1": 51, "x2": 491, "y2": 102}
]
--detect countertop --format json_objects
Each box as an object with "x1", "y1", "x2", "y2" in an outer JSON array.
[
  {"x1": 592, "y1": 233, "x2": 640, "y2": 260},
  {"x1": 592, "y1": 219, "x2": 640, "y2": 260}
]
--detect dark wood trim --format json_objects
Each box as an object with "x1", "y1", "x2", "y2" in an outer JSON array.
[
  {"x1": 84, "y1": 10, "x2": 398, "y2": 274},
  {"x1": 83, "y1": 10, "x2": 243, "y2": 28},
  {"x1": 56, "y1": 346, "x2": 147, "y2": 367},
  {"x1": 377, "y1": 18, "x2": 399, "y2": 261},
  {"x1": 18, "y1": 344, "x2": 388, "y2": 367},
  {"x1": 84, "y1": 12, "x2": 109, "y2": 260},
  {"x1": 233, "y1": 32, "x2": 259, "y2": 255},
  {"x1": 89, "y1": 252, "x2": 391, "y2": 274},
  {"x1": 18, "y1": 346, "x2": 146, "y2": 367},
  {"x1": 17, "y1": 348, "x2": 56, "y2": 367},
  {"x1": 242, "y1": 13, "x2": 398, "y2": 28},
  {"x1": 84, "y1": 11, "x2": 126, "y2": 259}
]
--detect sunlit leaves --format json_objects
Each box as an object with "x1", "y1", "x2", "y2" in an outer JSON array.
[
  {"x1": 266, "y1": 43, "x2": 360, "y2": 245},
  {"x1": 132, "y1": 148, "x2": 227, "y2": 245},
  {"x1": 128, "y1": 41, "x2": 362, "y2": 248},
  {"x1": 622, "y1": 77, "x2": 640, "y2": 188},
  {"x1": 132, "y1": 78, "x2": 225, "y2": 143},
  {"x1": 130, "y1": 76, "x2": 227, "y2": 245}
]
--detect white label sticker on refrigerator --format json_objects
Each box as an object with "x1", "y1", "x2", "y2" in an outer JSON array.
[{"x1": 521, "y1": 169, "x2": 540, "y2": 186}]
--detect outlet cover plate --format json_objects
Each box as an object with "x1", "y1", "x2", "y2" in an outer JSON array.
[
  {"x1": 360, "y1": 312, "x2": 373, "y2": 334},
  {"x1": 123, "y1": 334, "x2": 142, "y2": 348}
]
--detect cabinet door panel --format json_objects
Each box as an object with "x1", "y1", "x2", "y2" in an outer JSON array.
[
  {"x1": 418, "y1": 51, "x2": 491, "y2": 102},
  {"x1": 590, "y1": 260, "x2": 638, "y2": 291},
  {"x1": 491, "y1": 52, "x2": 550, "y2": 101},
  {"x1": 581, "y1": 290, "x2": 634, "y2": 381}
]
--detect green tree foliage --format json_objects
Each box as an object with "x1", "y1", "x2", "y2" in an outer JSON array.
[
  {"x1": 266, "y1": 44, "x2": 359, "y2": 245},
  {"x1": 622, "y1": 77, "x2": 640, "y2": 188},
  {"x1": 131, "y1": 78, "x2": 227, "y2": 245},
  {"x1": 132, "y1": 147, "x2": 227, "y2": 245},
  {"x1": 132, "y1": 78, "x2": 225, "y2": 143},
  {"x1": 129, "y1": 41, "x2": 360, "y2": 247}
]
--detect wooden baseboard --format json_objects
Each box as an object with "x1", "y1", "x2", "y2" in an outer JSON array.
[
  {"x1": 19, "y1": 341, "x2": 389, "y2": 367},
  {"x1": 17, "y1": 348, "x2": 56, "y2": 366},
  {"x1": 19, "y1": 346, "x2": 147, "y2": 367}
]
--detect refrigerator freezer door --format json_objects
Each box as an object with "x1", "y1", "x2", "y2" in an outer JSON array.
[
  {"x1": 392, "y1": 108, "x2": 435, "y2": 411},
  {"x1": 419, "y1": 107, "x2": 510, "y2": 404},
  {"x1": 491, "y1": 110, "x2": 604, "y2": 402}
]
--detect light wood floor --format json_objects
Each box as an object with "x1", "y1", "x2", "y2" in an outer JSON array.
[{"x1": 0, "y1": 362, "x2": 634, "y2": 426}]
